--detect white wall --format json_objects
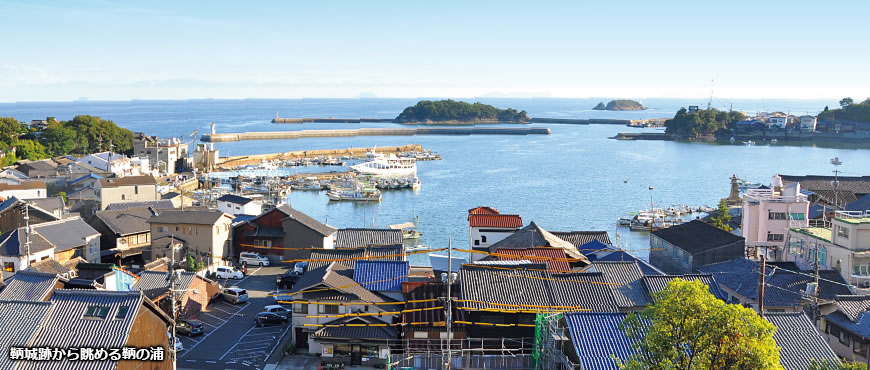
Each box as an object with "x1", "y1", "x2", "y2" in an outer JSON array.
[{"x1": 0, "y1": 188, "x2": 46, "y2": 199}]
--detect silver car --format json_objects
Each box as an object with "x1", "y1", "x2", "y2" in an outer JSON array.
[{"x1": 221, "y1": 287, "x2": 248, "y2": 304}]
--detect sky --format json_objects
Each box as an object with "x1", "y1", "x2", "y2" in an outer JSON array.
[{"x1": 1, "y1": 0, "x2": 869, "y2": 102}]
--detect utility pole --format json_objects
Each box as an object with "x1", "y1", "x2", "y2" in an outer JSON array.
[
  {"x1": 23, "y1": 202, "x2": 31, "y2": 267},
  {"x1": 445, "y1": 237, "x2": 453, "y2": 370},
  {"x1": 812, "y1": 243, "x2": 821, "y2": 323},
  {"x1": 833, "y1": 169, "x2": 841, "y2": 209},
  {"x1": 169, "y1": 234, "x2": 178, "y2": 370},
  {"x1": 759, "y1": 256, "x2": 766, "y2": 317}
]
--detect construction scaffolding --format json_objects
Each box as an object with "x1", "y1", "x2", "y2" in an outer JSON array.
[
  {"x1": 388, "y1": 337, "x2": 535, "y2": 369},
  {"x1": 535, "y1": 313, "x2": 580, "y2": 370}
]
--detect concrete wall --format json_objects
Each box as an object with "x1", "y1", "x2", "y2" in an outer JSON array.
[
  {"x1": 150, "y1": 216, "x2": 232, "y2": 267},
  {"x1": 98, "y1": 184, "x2": 158, "y2": 210}
]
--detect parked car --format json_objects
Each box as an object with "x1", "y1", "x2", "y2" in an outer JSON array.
[
  {"x1": 239, "y1": 252, "x2": 270, "y2": 267},
  {"x1": 221, "y1": 287, "x2": 249, "y2": 304},
  {"x1": 276, "y1": 270, "x2": 300, "y2": 289},
  {"x1": 255, "y1": 312, "x2": 288, "y2": 327},
  {"x1": 215, "y1": 267, "x2": 244, "y2": 280},
  {"x1": 168, "y1": 331, "x2": 185, "y2": 352},
  {"x1": 263, "y1": 304, "x2": 291, "y2": 318},
  {"x1": 176, "y1": 320, "x2": 204, "y2": 337},
  {"x1": 293, "y1": 261, "x2": 308, "y2": 274}
]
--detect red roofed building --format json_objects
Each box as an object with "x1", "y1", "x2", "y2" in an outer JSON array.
[
  {"x1": 468, "y1": 207, "x2": 523, "y2": 259},
  {"x1": 495, "y1": 248, "x2": 571, "y2": 272}
]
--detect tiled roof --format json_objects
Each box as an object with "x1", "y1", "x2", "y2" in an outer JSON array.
[
  {"x1": 471, "y1": 260, "x2": 547, "y2": 269},
  {"x1": 276, "y1": 204, "x2": 336, "y2": 236},
  {"x1": 97, "y1": 175, "x2": 157, "y2": 188},
  {"x1": 93, "y1": 207, "x2": 155, "y2": 236},
  {"x1": 551, "y1": 231, "x2": 613, "y2": 247},
  {"x1": 31, "y1": 217, "x2": 99, "y2": 252},
  {"x1": 766, "y1": 312, "x2": 840, "y2": 369},
  {"x1": 835, "y1": 295, "x2": 870, "y2": 321},
  {"x1": 0, "y1": 196, "x2": 58, "y2": 221},
  {"x1": 26, "y1": 259, "x2": 74, "y2": 277},
  {"x1": 284, "y1": 263, "x2": 391, "y2": 304},
  {"x1": 148, "y1": 209, "x2": 231, "y2": 225},
  {"x1": 495, "y1": 247, "x2": 571, "y2": 272},
  {"x1": 23, "y1": 196, "x2": 64, "y2": 214},
  {"x1": 547, "y1": 272, "x2": 618, "y2": 312},
  {"x1": 780, "y1": 175, "x2": 870, "y2": 196},
  {"x1": 68, "y1": 173, "x2": 103, "y2": 185},
  {"x1": 353, "y1": 260, "x2": 409, "y2": 292},
  {"x1": 217, "y1": 194, "x2": 254, "y2": 205},
  {"x1": 565, "y1": 312, "x2": 640, "y2": 370},
  {"x1": 0, "y1": 228, "x2": 55, "y2": 257},
  {"x1": 20, "y1": 289, "x2": 147, "y2": 370},
  {"x1": 488, "y1": 222, "x2": 589, "y2": 264},
  {"x1": 587, "y1": 248, "x2": 664, "y2": 276},
  {"x1": 651, "y1": 220, "x2": 744, "y2": 255},
  {"x1": 589, "y1": 261, "x2": 651, "y2": 309},
  {"x1": 468, "y1": 214, "x2": 523, "y2": 228},
  {"x1": 133, "y1": 270, "x2": 195, "y2": 300},
  {"x1": 458, "y1": 267, "x2": 552, "y2": 310},
  {"x1": 468, "y1": 206, "x2": 501, "y2": 215},
  {"x1": 104, "y1": 200, "x2": 175, "y2": 211},
  {"x1": 0, "y1": 300, "x2": 54, "y2": 370},
  {"x1": 334, "y1": 228, "x2": 403, "y2": 248},
  {"x1": 307, "y1": 245, "x2": 403, "y2": 270},
  {"x1": 0, "y1": 180, "x2": 46, "y2": 191},
  {"x1": 0, "y1": 270, "x2": 59, "y2": 301},
  {"x1": 642, "y1": 274, "x2": 727, "y2": 301},
  {"x1": 312, "y1": 316, "x2": 397, "y2": 340}
]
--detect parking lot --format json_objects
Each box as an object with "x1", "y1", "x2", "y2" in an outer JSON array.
[{"x1": 178, "y1": 266, "x2": 293, "y2": 369}]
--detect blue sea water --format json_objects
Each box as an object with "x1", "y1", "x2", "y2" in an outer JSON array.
[{"x1": 2, "y1": 98, "x2": 866, "y2": 265}]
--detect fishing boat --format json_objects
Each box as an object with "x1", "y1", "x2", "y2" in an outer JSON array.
[
  {"x1": 390, "y1": 221, "x2": 422, "y2": 239},
  {"x1": 351, "y1": 154, "x2": 417, "y2": 176},
  {"x1": 429, "y1": 253, "x2": 465, "y2": 274},
  {"x1": 770, "y1": 139, "x2": 778, "y2": 144},
  {"x1": 744, "y1": 140, "x2": 755, "y2": 146},
  {"x1": 410, "y1": 176, "x2": 422, "y2": 190},
  {"x1": 292, "y1": 177, "x2": 322, "y2": 191},
  {"x1": 406, "y1": 245, "x2": 429, "y2": 252},
  {"x1": 326, "y1": 188, "x2": 382, "y2": 201},
  {"x1": 831, "y1": 157, "x2": 843, "y2": 165}
]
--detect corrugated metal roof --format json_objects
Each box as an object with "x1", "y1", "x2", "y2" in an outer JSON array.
[
  {"x1": 133, "y1": 270, "x2": 195, "y2": 300},
  {"x1": 589, "y1": 262, "x2": 651, "y2": 309},
  {"x1": 0, "y1": 270, "x2": 59, "y2": 301},
  {"x1": 468, "y1": 214, "x2": 523, "y2": 228},
  {"x1": 496, "y1": 248, "x2": 571, "y2": 272},
  {"x1": 334, "y1": 228, "x2": 403, "y2": 248},
  {"x1": 312, "y1": 316, "x2": 396, "y2": 340},
  {"x1": 0, "y1": 300, "x2": 54, "y2": 370},
  {"x1": 20, "y1": 289, "x2": 146, "y2": 370},
  {"x1": 32, "y1": 217, "x2": 99, "y2": 252},
  {"x1": 308, "y1": 245, "x2": 403, "y2": 270},
  {"x1": 548, "y1": 272, "x2": 618, "y2": 312},
  {"x1": 551, "y1": 231, "x2": 612, "y2": 247},
  {"x1": 766, "y1": 312, "x2": 840, "y2": 370},
  {"x1": 458, "y1": 267, "x2": 552, "y2": 310},
  {"x1": 352, "y1": 261, "x2": 409, "y2": 292},
  {"x1": 642, "y1": 274, "x2": 727, "y2": 301},
  {"x1": 565, "y1": 312, "x2": 640, "y2": 370}
]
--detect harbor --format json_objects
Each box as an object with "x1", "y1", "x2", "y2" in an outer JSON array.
[{"x1": 201, "y1": 127, "x2": 552, "y2": 142}]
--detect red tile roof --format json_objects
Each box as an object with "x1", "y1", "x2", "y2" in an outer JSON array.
[
  {"x1": 468, "y1": 206, "x2": 500, "y2": 216},
  {"x1": 495, "y1": 248, "x2": 571, "y2": 272},
  {"x1": 468, "y1": 214, "x2": 523, "y2": 228}
]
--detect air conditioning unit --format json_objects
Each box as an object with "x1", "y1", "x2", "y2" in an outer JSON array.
[
  {"x1": 805, "y1": 282, "x2": 818, "y2": 296},
  {"x1": 862, "y1": 281, "x2": 870, "y2": 289}
]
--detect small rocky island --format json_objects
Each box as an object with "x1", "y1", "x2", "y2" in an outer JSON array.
[
  {"x1": 396, "y1": 99, "x2": 530, "y2": 124},
  {"x1": 593, "y1": 99, "x2": 647, "y2": 111}
]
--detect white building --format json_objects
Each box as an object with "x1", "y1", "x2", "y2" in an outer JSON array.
[
  {"x1": 769, "y1": 114, "x2": 788, "y2": 129},
  {"x1": 741, "y1": 176, "x2": 809, "y2": 261},
  {"x1": 0, "y1": 181, "x2": 46, "y2": 199},
  {"x1": 78, "y1": 152, "x2": 149, "y2": 177},
  {"x1": 133, "y1": 135, "x2": 189, "y2": 175},
  {"x1": 217, "y1": 194, "x2": 263, "y2": 216},
  {"x1": 467, "y1": 206, "x2": 523, "y2": 261},
  {"x1": 800, "y1": 115, "x2": 818, "y2": 133},
  {"x1": 786, "y1": 211, "x2": 870, "y2": 290}
]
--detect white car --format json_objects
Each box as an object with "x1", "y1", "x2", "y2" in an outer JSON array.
[
  {"x1": 215, "y1": 267, "x2": 244, "y2": 280},
  {"x1": 263, "y1": 304, "x2": 290, "y2": 318},
  {"x1": 240, "y1": 252, "x2": 270, "y2": 267},
  {"x1": 221, "y1": 287, "x2": 249, "y2": 304}
]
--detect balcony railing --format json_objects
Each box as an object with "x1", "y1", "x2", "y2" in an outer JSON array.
[
  {"x1": 744, "y1": 189, "x2": 808, "y2": 203},
  {"x1": 837, "y1": 210, "x2": 870, "y2": 219}
]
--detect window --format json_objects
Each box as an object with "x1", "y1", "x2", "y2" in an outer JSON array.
[
  {"x1": 115, "y1": 306, "x2": 130, "y2": 319},
  {"x1": 474, "y1": 240, "x2": 480, "y2": 246},
  {"x1": 673, "y1": 246, "x2": 679, "y2": 258},
  {"x1": 838, "y1": 226, "x2": 850, "y2": 239},
  {"x1": 767, "y1": 234, "x2": 784, "y2": 242},
  {"x1": 4, "y1": 262, "x2": 14, "y2": 272},
  {"x1": 819, "y1": 247, "x2": 827, "y2": 267},
  {"x1": 255, "y1": 240, "x2": 272, "y2": 247},
  {"x1": 158, "y1": 226, "x2": 167, "y2": 233},
  {"x1": 134, "y1": 186, "x2": 138, "y2": 195},
  {"x1": 293, "y1": 303, "x2": 308, "y2": 314},
  {"x1": 413, "y1": 331, "x2": 428, "y2": 339},
  {"x1": 683, "y1": 251, "x2": 689, "y2": 264},
  {"x1": 121, "y1": 194, "x2": 126, "y2": 200},
  {"x1": 319, "y1": 304, "x2": 339, "y2": 314},
  {"x1": 789, "y1": 213, "x2": 805, "y2": 220},
  {"x1": 481, "y1": 235, "x2": 487, "y2": 243},
  {"x1": 84, "y1": 305, "x2": 110, "y2": 319},
  {"x1": 768, "y1": 212, "x2": 787, "y2": 220}
]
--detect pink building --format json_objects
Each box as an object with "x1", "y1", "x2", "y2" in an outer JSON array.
[{"x1": 741, "y1": 175, "x2": 809, "y2": 260}]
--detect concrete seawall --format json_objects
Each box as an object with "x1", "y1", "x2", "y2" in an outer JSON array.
[
  {"x1": 202, "y1": 127, "x2": 551, "y2": 142},
  {"x1": 217, "y1": 145, "x2": 422, "y2": 168},
  {"x1": 272, "y1": 118, "x2": 396, "y2": 123}
]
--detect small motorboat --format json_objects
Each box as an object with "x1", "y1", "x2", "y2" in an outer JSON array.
[{"x1": 831, "y1": 157, "x2": 843, "y2": 165}]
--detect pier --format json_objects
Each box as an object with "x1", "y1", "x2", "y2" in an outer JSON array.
[
  {"x1": 201, "y1": 127, "x2": 552, "y2": 142},
  {"x1": 272, "y1": 117, "x2": 395, "y2": 123},
  {"x1": 216, "y1": 144, "x2": 423, "y2": 169}
]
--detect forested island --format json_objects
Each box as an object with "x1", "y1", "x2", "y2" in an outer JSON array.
[
  {"x1": 819, "y1": 97, "x2": 870, "y2": 122},
  {"x1": 395, "y1": 100, "x2": 530, "y2": 124},
  {"x1": 0, "y1": 115, "x2": 134, "y2": 166},
  {"x1": 593, "y1": 99, "x2": 646, "y2": 111},
  {"x1": 664, "y1": 108, "x2": 746, "y2": 139}
]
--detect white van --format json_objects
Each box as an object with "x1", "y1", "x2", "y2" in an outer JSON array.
[{"x1": 239, "y1": 252, "x2": 270, "y2": 266}]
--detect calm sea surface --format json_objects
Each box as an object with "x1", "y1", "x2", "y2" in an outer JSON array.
[{"x1": 3, "y1": 98, "x2": 868, "y2": 265}]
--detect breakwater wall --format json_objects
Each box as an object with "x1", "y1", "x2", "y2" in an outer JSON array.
[
  {"x1": 217, "y1": 145, "x2": 422, "y2": 168},
  {"x1": 202, "y1": 127, "x2": 551, "y2": 142},
  {"x1": 530, "y1": 118, "x2": 630, "y2": 125},
  {"x1": 272, "y1": 117, "x2": 396, "y2": 123},
  {"x1": 614, "y1": 132, "x2": 673, "y2": 140}
]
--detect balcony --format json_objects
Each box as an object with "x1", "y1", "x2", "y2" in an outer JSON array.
[{"x1": 744, "y1": 189, "x2": 808, "y2": 203}]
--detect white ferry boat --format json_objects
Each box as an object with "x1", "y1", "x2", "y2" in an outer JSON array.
[{"x1": 351, "y1": 154, "x2": 417, "y2": 176}]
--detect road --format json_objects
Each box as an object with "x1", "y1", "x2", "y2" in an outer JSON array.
[{"x1": 178, "y1": 265, "x2": 292, "y2": 369}]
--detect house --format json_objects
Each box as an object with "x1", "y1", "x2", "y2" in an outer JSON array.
[
  {"x1": 78, "y1": 151, "x2": 148, "y2": 177},
  {"x1": 0, "y1": 168, "x2": 30, "y2": 184},
  {"x1": 334, "y1": 228, "x2": 403, "y2": 249},
  {"x1": 649, "y1": 219, "x2": 745, "y2": 274},
  {"x1": 484, "y1": 221, "x2": 590, "y2": 266},
  {"x1": 72, "y1": 262, "x2": 138, "y2": 291},
  {"x1": 698, "y1": 258, "x2": 852, "y2": 311},
  {"x1": 23, "y1": 196, "x2": 65, "y2": 219},
  {"x1": 95, "y1": 175, "x2": 159, "y2": 210},
  {"x1": 467, "y1": 206, "x2": 523, "y2": 254},
  {"x1": 133, "y1": 270, "x2": 217, "y2": 319},
  {"x1": 846, "y1": 194, "x2": 870, "y2": 213},
  {"x1": 89, "y1": 207, "x2": 156, "y2": 266},
  {"x1": 280, "y1": 262, "x2": 398, "y2": 359},
  {"x1": 0, "y1": 270, "x2": 63, "y2": 301},
  {"x1": 148, "y1": 209, "x2": 234, "y2": 270},
  {"x1": 800, "y1": 115, "x2": 818, "y2": 132},
  {"x1": 15, "y1": 160, "x2": 59, "y2": 178},
  {"x1": 352, "y1": 260, "x2": 409, "y2": 301},
  {"x1": 786, "y1": 210, "x2": 870, "y2": 289},
  {"x1": 216, "y1": 194, "x2": 262, "y2": 216},
  {"x1": 0, "y1": 181, "x2": 46, "y2": 199},
  {"x1": 67, "y1": 173, "x2": 103, "y2": 192},
  {"x1": 133, "y1": 134, "x2": 189, "y2": 174},
  {"x1": 398, "y1": 281, "x2": 465, "y2": 350},
  {"x1": 742, "y1": 177, "x2": 810, "y2": 260},
  {"x1": 769, "y1": 114, "x2": 788, "y2": 129},
  {"x1": 11, "y1": 289, "x2": 173, "y2": 369},
  {"x1": 819, "y1": 295, "x2": 870, "y2": 363},
  {"x1": 232, "y1": 204, "x2": 336, "y2": 263},
  {"x1": 30, "y1": 216, "x2": 101, "y2": 263},
  {"x1": 0, "y1": 196, "x2": 60, "y2": 235},
  {"x1": 734, "y1": 119, "x2": 768, "y2": 132},
  {"x1": 0, "y1": 228, "x2": 57, "y2": 279},
  {"x1": 25, "y1": 257, "x2": 80, "y2": 279},
  {"x1": 779, "y1": 174, "x2": 870, "y2": 208},
  {"x1": 29, "y1": 119, "x2": 49, "y2": 130},
  {"x1": 587, "y1": 261, "x2": 652, "y2": 311},
  {"x1": 306, "y1": 245, "x2": 405, "y2": 270}
]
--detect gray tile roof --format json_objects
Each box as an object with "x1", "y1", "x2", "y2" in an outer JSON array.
[
  {"x1": 835, "y1": 295, "x2": 870, "y2": 321},
  {"x1": 548, "y1": 272, "x2": 619, "y2": 312},
  {"x1": 93, "y1": 207, "x2": 156, "y2": 236},
  {"x1": 651, "y1": 220, "x2": 744, "y2": 255},
  {"x1": 334, "y1": 228, "x2": 403, "y2": 248},
  {"x1": 589, "y1": 261, "x2": 651, "y2": 309},
  {"x1": 23, "y1": 196, "x2": 64, "y2": 214},
  {"x1": 217, "y1": 194, "x2": 254, "y2": 205},
  {"x1": 277, "y1": 204, "x2": 336, "y2": 236},
  {"x1": 133, "y1": 270, "x2": 195, "y2": 300},
  {"x1": 0, "y1": 228, "x2": 55, "y2": 257},
  {"x1": 104, "y1": 200, "x2": 175, "y2": 211},
  {"x1": 458, "y1": 267, "x2": 552, "y2": 310},
  {"x1": 26, "y1": 258, "x2": 74, "y2": 277},
  {"x1": 0, "y1": 270, "x2": 59, "y2": 301},
  {"x1": 19, "y1": 289, "x2": 147, "y2": 370},
  {"x1": 31, "y1": 216, "x2": 99, "y2": 252},
  {"x1": 766, "y1": 312, "x2": 840, "y2": 369},
  {"x1": 487, "y1": 221, "x2": 589, "y2": 263},
  {"x1": 148, "y1": 209, "x2": 231, "y2": 225},
  {"x1": 284, "y1": 263, "x2": 391, "y2": 304},
  {"x1": 307, "y1": 245, "x2": 403, "y2": 270},
  {"x1": 0, "y1": 300, "x2": 54, "y2": 370},
  {"x1": 97, "y1": 175, "x2": 157, "y2": 188},
  {"x1": 312, "y1": 316, "x2": 397, "y2": 340},
  {"x1": 551, "y1": 231, "x2": 612, "y2": 247},
  {"x1": 642, "y1": 274, "x2": 728, "y2": 301},
  {"x1": 0, "y1": 196, "x2": 59, "y2": 222}
]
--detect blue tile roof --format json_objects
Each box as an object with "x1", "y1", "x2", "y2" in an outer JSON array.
[
  {"x1": 565, "y1": 312, "x2": 640, "y2": 369},
  {"x1": 766, "y1": 312, "x2": 840, "y2": 369},
  {"x1": 68, "y1": 173, "x2": 102, "y2": 185},
  {"x1": 589, "y1": 250, "x2": 663, "y2": 276},
  {"x1": 352, "y1": 260, "x2": 409, "y2": 292}
]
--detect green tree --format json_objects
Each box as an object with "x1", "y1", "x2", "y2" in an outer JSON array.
[
  {"x1": 186, "y1": 255, "x2": 196, "y2": 272},
  {"x1": 840, "y1": 97, "x2": 854, "y2": 108},
  {"x1": 810, "y1": 359, "x2": 867, "y2": 370},
  {"x1": 664, "y1": 107, "x2": 746, "y2": 138},
  {"x1": 63, "y1": 115, "x2": 135, "y2": 154},
  {"x1": 39, "y1": 122, "x2": 80, "y2": 156},
  {"x1": 0, "y1": 117, "x2": 25, "y2": 144},
  {"x1": 620, "y1": 279, "x2": 781, "y2": 370},
  {"x1": 710, "y1": 199, "x2": 733, "y2": 232},
  {"x1": 13, "y1": 139, "x2": 49, "y2": 161},
  {"x1": 396, "y1": 100, "x2": 530, "y2": 123}
]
